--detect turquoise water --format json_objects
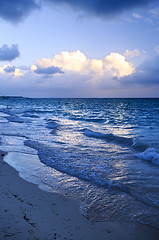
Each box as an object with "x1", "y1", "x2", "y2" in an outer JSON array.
[{"x1": 0, "y1": 97, "x2": 159, "y2": 227}]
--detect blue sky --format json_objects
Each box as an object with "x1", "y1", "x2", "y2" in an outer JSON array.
[{"x1": 0, "y1": 0, "x2": 159, "y2": 97}]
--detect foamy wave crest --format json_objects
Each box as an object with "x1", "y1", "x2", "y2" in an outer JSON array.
[
  {"x1": 23, "y1": 140, "x2": 159, "y2": 208},
  {"x1": 24, "y1": 140, "x2": 124, "y2": 190},
  {"x1": 135, "y1": 148, "x2": 159, "y2": 165},
  {"x1": 84, "y1": 129, "x2": 133, "y2": 146}
]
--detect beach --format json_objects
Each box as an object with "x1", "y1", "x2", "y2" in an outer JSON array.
[
  {"x1": 0, "y1": 0, "x2": 159, "y2": 237},
  {"x1": 0, "y1": 151, "x2": 159, "y2": 240}
]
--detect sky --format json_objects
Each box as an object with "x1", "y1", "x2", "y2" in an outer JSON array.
[{"x1": 0, "y1": 0, "x2": 159, "y2": 97}]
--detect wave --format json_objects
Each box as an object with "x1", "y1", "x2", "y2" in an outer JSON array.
[
  {"x1": 83, "y1": 129, "x2": 150, "y2": 153},
  {"x1": 1, "y1": 108, "x2": 25, "y2": 123},
  {"x1": 46, "y1": 119, "x2": 60, "y2": 134},
  {"x1": 27, "y1": 110, "x2": 55, "y2": 114},
  {"x1": 135, "y1": 148, "x2": 159, "y2": 165},
  {"x1": 1, "y1": 133, "x2": 28, "y2": 139},
  {"x1": 24, "y1": 140, "x2": 159, "y2": 211},
  {"x1": 22, "y1": 113, "x2": 39, "y2": 118},
  {"x1": 69, "y1": 117, "x2": 105, "y2": 123},
  {"x1": 1, "y1": 108, "x2": 25, "y2": 116},
  {"x1": 5, "y1": 115, "x2": 24, "y2": 123},
  {"x1": 45, "y1": 119, "x2": 60, "y2": 134},
  {"x1": 132, "y1": 140, "x2": 149, "y2": 152},
  {"x1": 24, "y1": 140, "x2": 124, "y2": 190},
  {"x1": 46, "y1": 121, "x2": 59, "y2": 129},
  {"x1": 83, "y1": 129, "x2": 133, "y2": 146}
]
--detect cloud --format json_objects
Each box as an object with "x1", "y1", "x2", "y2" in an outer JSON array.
[
  {"x1": 29, "y1": 50, "x2": 135, "y2": 97},
  {"x1": 32, "y1": 65, "x2": 64, "y2": 75},
  {"x1": 46, "y1": 0, "x2": 158, "y2": 18},
  {"x1": 121, "y1": 56, "x2": 159, "y2": 85},
  {"x1": 34, "y1": 50, "x2": 134, "y2": 80},
  {"x1": 36, "y1": 50, "x2": 88, "y2": 73},
  {"x1": 149, "y1": 7, "x2": 159, "y2": 19},
  {"x1": 1, "y1": 52, "x2": 159, "y2": 97},
  {"x1": 0, "y1": 0, "x2": 158, "y2": 23},
  {"x1": 154, "y1": 45, "x2": 159, "y2": 55},
  {"x1": 13, "y1": 68, "x2": 24, "y2": 77},
  {"x1": 124, "y1": 49, "x2": 140, "y2": 58},
  {"x1": 103, "y1": 52, "x2": 134, "y2": 78},
  {"x1": 0, "y1": 44, "x2": 20, "y2": 61},
  {"x1": 9, "y1": 50, "x2": 133, "y2": 96},
  {"x1": 0, "y1": 64, "x2": 23, "y2": 77},
  {"x1": 3, "y1": 65, "x2": 15, "y2": 73},
  {"x1": 0, "y1": 0, "x2": 39, "y2": 23},
  {"x1": 132, "y1": 13, "x2": 142, "y2": 19}
]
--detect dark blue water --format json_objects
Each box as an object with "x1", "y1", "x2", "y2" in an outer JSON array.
[{"x1": 0, "y1": 97, "x2": 159, "y2": 228}]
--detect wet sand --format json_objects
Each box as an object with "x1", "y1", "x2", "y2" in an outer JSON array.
[{"x1": 0, "y1": 151, "x2": 159, "y2": 240}]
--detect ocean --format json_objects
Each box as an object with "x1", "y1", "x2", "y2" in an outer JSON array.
[{"x1": 0, "y1": 97, "x2": 159, "y2": 228}]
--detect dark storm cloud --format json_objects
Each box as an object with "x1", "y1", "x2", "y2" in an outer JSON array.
[
  {"x1": 121, "y1": 57, "x2": 159, "y2": 85},
  {"x1": 34, "y1": 66, "x2": 63, "y2": 75},
  {"x1": 46, "y1": 0, "x2": 158, "y2": 17},
  {"x1": 0, "y1": 0, "x2": 39, "y2": 22},
  {"x1": 0, "y1": 0, "x2": 158, "y2": 23},
  {"x1": 0, "y1": 45, "x2": 20, "y2": 61},
  {"x1": 3, "y1": 66, "x2": 15, "y2": 73}
]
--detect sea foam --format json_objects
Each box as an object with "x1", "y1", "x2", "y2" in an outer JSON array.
[{"x1": 135, "y1": 148, "x2": 159, "y2": 165}]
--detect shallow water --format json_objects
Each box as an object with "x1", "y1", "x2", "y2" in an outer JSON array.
[{"x1": 0, "y1": 97, "x2": 159, "y2": 227}]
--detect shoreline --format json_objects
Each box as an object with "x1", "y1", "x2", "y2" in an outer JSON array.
[{"x1": 0, "y1": 151, "x2": 159, "y2": 240}]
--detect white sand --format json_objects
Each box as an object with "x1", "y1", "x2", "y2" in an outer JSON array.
[{"x1": 0, "y1": 151, "x2": 159, "y2": 240}]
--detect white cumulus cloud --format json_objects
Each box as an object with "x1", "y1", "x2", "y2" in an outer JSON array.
[
  {"x1": 103, "y1": 52, "x2": 134, "y2": 78},
  {"x1": 0, "y1": 50, "x2": 136, "y2": 97},
  {"x1": 32, "y1": 50, "x2": 134, "y2": 80}
]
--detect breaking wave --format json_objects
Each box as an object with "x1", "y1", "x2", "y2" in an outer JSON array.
[
  {"x1": 135, "y1": 148, "x2": 159, "y2": 165},
  {"x1": 83, "y1": 129, "x2": 133, "y2": 146}
]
